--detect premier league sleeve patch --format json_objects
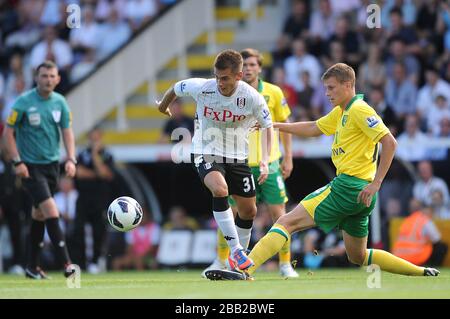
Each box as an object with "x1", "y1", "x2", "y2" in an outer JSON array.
[{"x1": 366, "y1": 116, "x2": 379, "y2": 128}]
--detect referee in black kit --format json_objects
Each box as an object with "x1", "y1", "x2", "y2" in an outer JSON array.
[{"x1": 3, "y1": 60, "x2": 76, "y2": 279}]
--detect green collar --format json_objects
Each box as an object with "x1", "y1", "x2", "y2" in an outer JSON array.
[
  {"x1": 257, "y1": 79, "x2": 263, "y2": 93},
  {"x1": 344, "y1": 94, "x2": 364, "y2": 111}
]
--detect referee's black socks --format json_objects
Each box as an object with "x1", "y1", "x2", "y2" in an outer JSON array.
[
  {"x1": 27, "y1": 219, "x2": 45, "y2": 269},
  {"x1": 45, "y1": 217, "x2": 71, "y2": 266}
]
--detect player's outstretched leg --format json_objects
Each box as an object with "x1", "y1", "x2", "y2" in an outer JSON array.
[
  {"x1": 364, "y1": 248, "x2": 440, "y2": 276},
  {"x1": 344, "y1": 231, "x2": 440, "y2": 277}
]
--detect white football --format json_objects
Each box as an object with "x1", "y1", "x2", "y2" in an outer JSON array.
[{"x1": 107, "y1": 196, "x2": 143, "y2": 232}]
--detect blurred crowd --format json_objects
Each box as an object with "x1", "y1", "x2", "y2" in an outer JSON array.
[{"x1": 0, "y1": 0, "x2": 177, "y2": 119}]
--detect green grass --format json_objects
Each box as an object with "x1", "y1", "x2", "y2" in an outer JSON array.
[{"x1": 1, "y1": 268, "x2": 450, "y2": 299}]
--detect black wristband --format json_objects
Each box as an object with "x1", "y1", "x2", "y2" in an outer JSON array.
[{"x1": 13, "y1": 160, "x2": 24, "y2": 167}]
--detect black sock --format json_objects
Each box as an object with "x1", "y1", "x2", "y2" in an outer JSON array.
[
  {"x1": 27, "y1": 219, "x2": 45, "y2": 269},
  {"x1": 45, "y1": 217, "x2": 71, "y2": 267},
  {"x1": 235, "y1": 214, "x2": 253, "y2": 229}
]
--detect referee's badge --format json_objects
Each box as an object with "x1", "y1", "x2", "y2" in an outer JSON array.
[{"x1": 52, "y1": 110, "x2": 61, "y2": 123}]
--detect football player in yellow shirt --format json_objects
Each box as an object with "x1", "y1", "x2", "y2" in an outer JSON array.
[
  {"x1": 205, "y1": 63, "x2": 440, "y2": 280},
  {"x1": 202, "y1": 48, "x2": 298, "y2": 278}
]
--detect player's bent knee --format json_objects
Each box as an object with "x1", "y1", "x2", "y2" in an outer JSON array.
[
  {"x1": 211, "y1": 185, "x2": 229, "y2": 197},
  {"x1": 239, "y1": 205, "x2": 257, "y2": 219},
  {"x1": 31, "y1": 208, "x2": 46, "y2": 221},
  {"x1": 346, "y1": 252, "x2": 365, "y2": 266}
]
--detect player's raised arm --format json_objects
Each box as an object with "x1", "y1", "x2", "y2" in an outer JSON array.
[
  {"x1": 274, "y1": 121, "x2": 323, "y2": 137},
  {"x1": 157, "y1": 87, "x2": 177, "y2": 117}
]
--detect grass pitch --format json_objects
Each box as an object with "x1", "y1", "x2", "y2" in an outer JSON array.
[{"x1": 1, "y1": 268, "x2": 449, "y2": 299}]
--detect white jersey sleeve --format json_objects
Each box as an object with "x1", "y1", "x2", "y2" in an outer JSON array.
[
  {"x1": 253, "y1": 93, "x2": 272, "y2": 128},
  {"x1": 174, "y1": 78, "x2": 207, "y2": 100}
]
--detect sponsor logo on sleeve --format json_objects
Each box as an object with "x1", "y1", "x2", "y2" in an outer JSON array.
[
  {"x1": 262, "y1": 109, "x2": 270, "y2": 120},
  {"x1": 366, "y1": 116, "x2": 379, "y2": 128},
  {"x1": 180, "y1": 82, "x2": 186, "y2": 93}
]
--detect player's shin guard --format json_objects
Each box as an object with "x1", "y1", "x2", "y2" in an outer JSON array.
[
  {"x1": 247, "y1": 223, "x2": 290, "y2": 275},
  {"x1": 364, "y1": 249, "x2": 424, "y2": 276},
  {"x1": 217, "y1": 229, "x2": 230, "y2": 263},
  {"x1": 45, "y1": 217, "x2": 71, "y2": 266}
]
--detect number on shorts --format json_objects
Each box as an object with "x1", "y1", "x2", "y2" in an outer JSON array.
[{"x1": 243, "y1": 176, "x2": 255, "y2": 192}]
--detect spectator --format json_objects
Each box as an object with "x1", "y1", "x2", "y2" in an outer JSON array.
[
  {"x1": 4, "y1": 53, "x2": 33, "y2": 101},
  {"x1": 413, "y1": 160, "x2": 449, "y2": 208},
  {"x1": 162, "y1": 206, "x2": 199, "y2": 231},
  {"x1": 329, "y1": 0, "x2": 360, "y2": 16},
  {"x1": 0, "y1": 150, "x2": 26, "y2": 275},
  {"x1": 357, "y1": 43, "x2": 387, "y2": 96},
  {"x1": 310, "y1": 82, "x2": 333, "y2": 120},
  {"x1": 125, "y1": 0, "x2": 158, "y2": 31},
  {"x1": 441, "y1": 1, "x2": 450, "y2": 55},
  {"x1": 159, "y1": 99, "x2": 194, "y2": 144},
  {"x1": 416, "y1": 67, "x2": 450, "y2": 124},
  {"x1": 321, "y1": 40, "x2": 347, "y2": 70},
  {"x1": 430, "y1": 190, "x2": 450, "y2": 220},
  {"x1": 386, "y1": 7, "x2": 420, "y2": 55},
  {"x1": 70, "y1": 48, "x2": 96, "y2": 83},
  {"x1": 29, "y1": 26, "x2": 73, "y2": 72},
  {"x1": 112, "y1": 211, "x2": 160, "y2": 271},
  {"x1": 281, "y1": 0, "x2": 310, "y2": 40},
  {"x1": 69, "y1": 5, "x2": 101, "y2": 63},
  {"x1": 427, "y1": 95, "x2": 450, "y2": 135},
  {"x1": 427, "y1": 117, "x2": 450, "y2": 161},
  {"x1": 309, "y1": 0, "x2": 337, "y2": 42},
  {"x1": 29, "y1": 26, "x2": 73, "y2": 92},
  {"x1": 54, "y1": 176, "x2": 78, "y2": 238},
  {"x1": 2, "y1": 74, "x2": 27, "y2": 124},
  {"x1": 73, "y1": 126, "x2": 115, "y2": 273},
  {"x1": 392, "y1": 202, "x2": 448, "y2": 267},
  {"x1": 385, "y1": 62, "x2": 417, "y2": 122},
  {"x1": 385, "y1": 37, "x2": 420, "y2": 85},
  {"x1": 97, "y1": 8, "x2": 132, "y2": 61},
  {"x1": 296, "y1": 70, "x2": 314, "y2": 120},
  {"x1": 326, "y1": 15, "x2": 361, "y2": 68},
  {"x1": 396, "y1": 114, "x2": 429, "y2": 162},
  {"x1": 284, "y1": 39, "x2": 321, "y2": 93},
  {"x1": 368, "y1": 86, "x2": 399, "y2": 136},
  {"x1": 271, "y1": 66, "x2": 298, "y2": 110},
  {"x1": 299, "y1": 229, "x2": 350, "y2": 269}
]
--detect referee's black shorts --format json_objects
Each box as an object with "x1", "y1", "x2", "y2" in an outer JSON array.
[{"x1": 22, "y1": 162, "x2": 60, "y2": 208}]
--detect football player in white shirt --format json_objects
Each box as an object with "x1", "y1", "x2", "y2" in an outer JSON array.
[{"x1": 158, "y1": 49, "x2": 273, "y2": 273}]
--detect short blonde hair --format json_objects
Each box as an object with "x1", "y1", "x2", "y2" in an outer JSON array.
[{"x1": 321, "y1": 63, "x2": 355, "y2": 87}]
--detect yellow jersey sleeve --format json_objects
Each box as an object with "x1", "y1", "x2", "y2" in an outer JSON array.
[
  {"x1": 350, "y1": 103, "x2": 389, "y2": 143},
  {"x1": 272, "y1": 86, "x2": 291, "y2": 122},
  {"x1": 316, "y1": 106, "x2": 341, "y2": 136}
]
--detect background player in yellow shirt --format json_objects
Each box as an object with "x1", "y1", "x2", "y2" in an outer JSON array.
[
  {"x1": 205, "y1": 63, "x2": 440, "y2": 280},
  {"x1": 202, "y1": 48, "x2": 298, "y2": 278}
]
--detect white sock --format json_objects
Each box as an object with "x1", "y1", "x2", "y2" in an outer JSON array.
[
  {"x1": 236, "y1": 226, "x2": 252, "y2": 250},
  {"x1": 213, "y1": 208, "x2": 242, "y2": 252}
]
